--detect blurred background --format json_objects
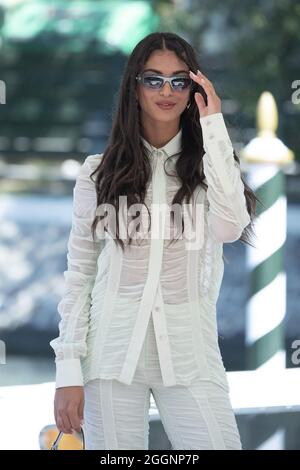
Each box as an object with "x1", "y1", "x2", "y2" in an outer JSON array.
[{"x1": 0, "y1": 0, "x2": 300, "y2": 450}]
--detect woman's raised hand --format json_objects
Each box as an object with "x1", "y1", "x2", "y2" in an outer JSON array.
[{"x1": 189, "y1": 69, "x2": 221, "y2": 118}]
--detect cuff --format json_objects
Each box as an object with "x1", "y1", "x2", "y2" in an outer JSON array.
[{"x1": 55, "y1": 358, "x2": 84, "y2": 388}]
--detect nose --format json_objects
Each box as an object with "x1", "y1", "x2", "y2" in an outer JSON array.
[{"x1": 160, "y1": 81, "x2": 173, "y2": 95}]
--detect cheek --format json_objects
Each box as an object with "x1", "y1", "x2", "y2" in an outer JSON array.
[
  {"x1": 138, "y1": 90, "x2": 157, "y2": 112},
  {"x1": 140, "y1": 89, "x2": 153, "y2": 105},
  {"x1": 177, "y1": 95, "x2": 190, "y2": 110}
]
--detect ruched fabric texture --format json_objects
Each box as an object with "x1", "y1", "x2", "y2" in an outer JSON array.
[
  {"x1": 82, "y1": 314, "x2": 242, "y2": 450},
  {"x1": 50, "y1": 112, "x2": 251, "y2": 392}
]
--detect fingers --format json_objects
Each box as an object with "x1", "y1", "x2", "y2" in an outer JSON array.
[
  {"x1": 54, "y1": 387, "x2": 84, "y2": 435},
  {"x1": 194, "y1": 92, "x2": 206, "y2": 111},
  {"x1": 58, "y1": 410, "x2": 73, "y2": 434},
  {"x1": 58, "y1": 405, "x2": 82, "y2": 434},
  {"x1": 189, "y1": 70, "x2": 216, "y2": 96},
  {"x1": 69, "y1": 403, "x2": 83, "y2": 434},
  {"x1": 79, "y1": 397, "x2": 85, "y2": 427},
  {"x1": 54, "y1": 394, "x2": 70, "y2": 434},
  {"x1": 196, "y1": 70, "x2": 214, "y2": 89}
]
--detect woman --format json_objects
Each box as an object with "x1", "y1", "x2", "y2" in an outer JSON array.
[{"x1": 50, "y1": 32, "x2": 258, "y2": 450}]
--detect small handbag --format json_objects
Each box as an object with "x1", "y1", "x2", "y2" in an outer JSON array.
[{"x1": 50, "y1": 427, "x2": 85, "y2": 450}]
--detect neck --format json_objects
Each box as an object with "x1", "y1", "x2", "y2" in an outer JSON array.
[{"x1": 140, "y1": 113, "x2": 180, "y2": 148}]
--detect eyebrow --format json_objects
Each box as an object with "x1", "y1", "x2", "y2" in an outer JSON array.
[{"x1": 143, "y1": 68, "x2": 189, "y2": 75}]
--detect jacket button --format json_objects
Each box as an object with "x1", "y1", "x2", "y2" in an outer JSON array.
[{"x1": 155, "y1": 306, "x2": 160, "y2": 312}]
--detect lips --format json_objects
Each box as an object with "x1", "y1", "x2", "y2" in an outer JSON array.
[{"x1": 156, "y1": 102, "x2": 176, "y2": 110}]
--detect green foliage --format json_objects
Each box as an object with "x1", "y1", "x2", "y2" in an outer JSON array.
[{"x1": 159, "y1": 0, "x2": 300, "y2": 159}]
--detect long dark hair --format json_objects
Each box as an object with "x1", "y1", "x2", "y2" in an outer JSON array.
[{"x1": 90, "y1": 31, "x2": 259, "y2": 251}]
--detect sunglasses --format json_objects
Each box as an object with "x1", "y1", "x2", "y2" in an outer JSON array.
[{"x1": 135, "y1": 72, "x2": 192, "y2": 91}]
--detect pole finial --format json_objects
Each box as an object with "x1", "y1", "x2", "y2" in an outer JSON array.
[
  {"x1": 257, "y1": 91, "x2": 278, "y2": 137},
  {"x1": 242, "y1": 91, "x2": 294, "y2": 165}
]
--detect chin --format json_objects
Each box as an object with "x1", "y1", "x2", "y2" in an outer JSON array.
[{"x1": 153, "y1": 110, "x2": 180, "y2": 121}]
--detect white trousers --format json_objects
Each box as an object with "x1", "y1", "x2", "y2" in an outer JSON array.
[{"x1": 82, "y1": 315, "x2": 242, "y2": 450}]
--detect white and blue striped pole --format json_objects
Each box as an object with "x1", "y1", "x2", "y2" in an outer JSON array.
[{"x1": 241, "y1": 91, "x2": 294, "y2": 371}]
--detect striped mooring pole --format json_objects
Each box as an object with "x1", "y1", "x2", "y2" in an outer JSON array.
[{"x1": 241, "y1": 91, "x2": 294, "y2": 371}]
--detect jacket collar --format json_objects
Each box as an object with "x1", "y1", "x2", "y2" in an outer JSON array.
[{"x1": 140, "y1": 127, "x2": 182, "y2": 159}]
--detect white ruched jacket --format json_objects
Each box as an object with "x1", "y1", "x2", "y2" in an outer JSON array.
[{"x1": 50, "y1": 112, "x2": 251, "y2": 390}]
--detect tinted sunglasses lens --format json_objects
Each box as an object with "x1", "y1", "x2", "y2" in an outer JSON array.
[
  {"x1": 142, "y1": 75, "x2": 192, "y2": 90},
  {"x1": 143, "y1": 76, "x2": 164, "y2": 89},
  {"x1": 172, "y1": 77, "x2": 191, "y2": 90}
]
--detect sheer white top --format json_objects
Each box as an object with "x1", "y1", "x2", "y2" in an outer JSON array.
[{"x1": 50, "y1": 112, "x2": 251, "y2": 390}]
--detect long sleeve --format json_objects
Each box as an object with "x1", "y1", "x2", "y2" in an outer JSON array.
[
  {"x1": 50, "y1": 154, "x2": 103, "y2": 388},
  {"x1": 200, "y1": 112, "x2": 251, "y2": 243}
]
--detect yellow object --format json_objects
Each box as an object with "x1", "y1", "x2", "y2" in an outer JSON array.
[{"x1": 39, "y1": 425, "x2": 84, "y2": 450}]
